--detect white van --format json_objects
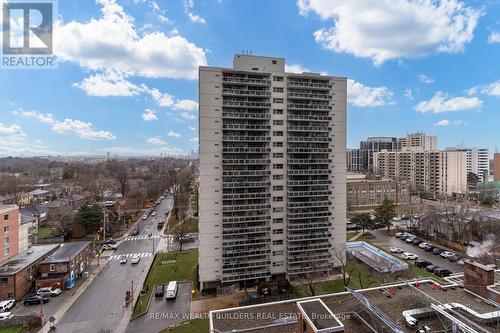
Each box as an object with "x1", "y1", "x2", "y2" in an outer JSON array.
[{"x1": 165, "y1": 281, "x2": 178, "y2": 300}]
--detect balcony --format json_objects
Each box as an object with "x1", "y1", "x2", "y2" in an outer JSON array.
[
  {"x1": 223, "y1": 124, "x2": 271, "y2": 131},
  {"x1": 222, "y1": 170, "x2": 270, "y2": 176},
  {"x1": 287, "y1": 115, "x2": 331, "y2": 122},
  {"x1": 287, "y1": 148, "x2": 331, "y2": 154},
  {"x1": 222, "y1": 147, "x2": 270, "y2": 153},
  {"x1": 222, "y1": 203, "x2": 271, "y2": 212},
  {"x1": 287, "y1": 159, "x2": 331, "y2": 164},
  {"x1": 222, "y1": 77, "x2": 271, "y2": 85},
  {"x1": 287, "y1": 211, "x2": 331, "y2": 219},
  {"x1": 222, "y1": 159, "x2": 270, "y2": 165},
  {"x1": 223, "y1": 101, "x2": 271, "y2": 108},
  {"x1": 287, "y1": 169, "x2": 331, "y2": 175},
  {"x1": 287, "y1": 126, "x2": 329, "y2": 132},
  {"x1": 222, "y1": 271, "x2": 271, "y2": 283},
  {"x1": 287, "y1": 190, "x2": 331, "y2": 197},
  {"x1": 222, "y1": 135, "x2": 271, "y2": 142},
  {"x1": 222, "y1": 181, "x2": 271, "y2": 188},
  {"x1": 287, "y1": 81, "x2": 330, "y2": 89},
  {"x1": 288, "y1": 103, "x2": 331, "y2": 111},
  {"x1": 223, "y1": 89, "x2": 271, "y2": 97},
  {"x1": 287, "y1": 136, "x2": 329, "y2": 143},
  {"x1": 222, "y1": 192, "x2": 271, "y2": 200},
  {"x1": 223, "y1": 112, "x2": 270, "y2": 120},
  {"x1": 287, "y1": 201, "x2": 331, "y2": 209},
  {"x1": 287, "y1": 92, "x2": 331, "y2": 100}
]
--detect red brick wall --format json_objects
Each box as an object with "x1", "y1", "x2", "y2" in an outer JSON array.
[
  {"x1": 464, "y1": 261, "x2": 495, "y2": 299},
  {"x1": 0, "y1": 205, "x2": 20, "y2": 263}
]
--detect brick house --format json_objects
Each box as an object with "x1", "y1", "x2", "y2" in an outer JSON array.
[
  {"x1": 0, "y1": 244, "x2": 60, "y2": 300},
  {"x1": 1, "y1": 204, "x2": 20, "y2": 263},
  {"x1": 36, "y1": 241, "x2": 91, "y2": 290}
]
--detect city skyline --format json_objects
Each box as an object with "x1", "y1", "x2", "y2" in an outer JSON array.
[{"x1": 1, "y1": 0, "x2": 499, "y2": 157}]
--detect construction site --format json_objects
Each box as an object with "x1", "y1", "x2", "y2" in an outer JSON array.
[{"x1": 209, "y1": 261, "x2": 500, "y2": 333}]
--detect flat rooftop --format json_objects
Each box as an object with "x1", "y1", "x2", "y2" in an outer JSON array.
[
  {"x1": 42, "y1": 241, "x2": 90, "y2": 264},
  {"x1": 211, "y1": 279, "x2": 499, "y2": 333},
  {"x1": 0, "y1": 244, "x2": 60, "y2": 276}
]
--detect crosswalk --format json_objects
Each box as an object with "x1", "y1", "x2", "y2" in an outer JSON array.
[
  {"x1": 124, "y1": 235, "x2": 161, "y2": 241},
  {"x1": 109, "y1": 252, "x2": 153, "y2": 260}
]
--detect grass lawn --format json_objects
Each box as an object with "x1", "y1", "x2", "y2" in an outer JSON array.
[
  {"x1": 37, "y1": 227, "x2": 52, "y2": 239},
  {"x1": 0, "y1": 327, "x2": 23, "y2": 333},
  {"x1": 160, "y1": 319, "x2": 209, "y2": 333},
  {"x1": 183, "y1": 218, "x2": 198, "y2": 233},
  {"x1": 132, "y1": 250, "x2": 198, "y2": 318},
  {"x1": 346, "y1": 231, "x2": 357, "y2": 241},
  {"x1": 190, "y1": 200, "x2": 198, "y2": 211}
]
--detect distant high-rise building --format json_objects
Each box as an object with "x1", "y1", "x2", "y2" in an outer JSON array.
[
  {"x1": 398, "y1": 132, "x2": 437, "y2": 152},
  {"x1": 450, "y1": 147, "x2": 489, "y2": 182},
  {"x1": 198, "y1": 54, "x2": 347, "y2": 290},
  {"x1": 347, "y1": 137, "x2": 398, "y2": 172},
  {"x1": 494, "y1": 153, "x2": 500, "y2": 181}
]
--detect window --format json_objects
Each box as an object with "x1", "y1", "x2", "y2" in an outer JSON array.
[
  {"x1": 273, "y1": 98, "x2": 283, "y2": 104},
  {"x1": 273, "y1": 185, "x2": 283, "y2": 191},
  {"x1": 273, "y1": 153, "x2": 283, "y2": 158},
  {"x1": 272, "y1": 240, "x2": 283, "y2": 245},
  {"x1": 273, "y1": 109, "x2": 283, "y2": 115},
  {"x1": 273, "y1": 229, "x2": 283, "y2": 234},
  {"x1": 273, "y1": 175, "x2": 284, "y2": 180},
  {"x1": 273, "y1": 207, "x2": 284, "y2": 213},
  {"x1": 272, "y1": 60, "x2": 277, "y2": 64},
  {"x1": 273, "y1": 131, "x2": 283, "y2": 136},
  {"x1": 273, "y1": 197, "x2": 283, "y2": 202},
  {"x1": 3, "y1": 214, "x2": 8, "y2": 221},
  {"x1": 0, "y1": 277, "x2": 8, "y2": 284},
  {"x1": 273, "y1": 261, "x2": 284, "y2": 267},
  {"x1": 273, "y1": 218, "x2": 284, "y2": 224},
  {"x1": 3, "y1": 237, "x2": 8, "y2": 244},
  {"x1": 273, "y1": 87, "x2": 283, "y2": 93},
  {"x1": 273, "y1": 120, "x2": 283, "y2": 125},
  {"x1": 49, "y1": 264, "x2": 55, "y2": 272},
  {"x1": 273, "y1": 76, "x2": 283, "y2": 82},
  {"x1": 273, "y1": 250, "x2": 284, "y2": 256},
  {"x1": 3, "y1": 247, "x2": 8, "y2": 256},
  {"x1": 3, "y1": 226, "x2": 8, "y2": 232},
  {"x1": 273, "y1": 164, "x2": 283, "y2": 169},
  {"x1": 273, "y1": 142, "x2": 283, "y2": 147}
]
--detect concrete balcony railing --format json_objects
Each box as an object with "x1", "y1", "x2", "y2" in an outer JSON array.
[
  {"x1": 287, "y1": 158, "x2": 331, "y2": 164},
  {"x1": 287, "y1": 126, "x2": 329, "y2": 132},
  {"x1": 222, "y1": 159, "x2": 271, "y2": 165},
  {"x1": 223, "y1": 112, "x2": 270, "y2": 119},
  {"x1": 223, "y1": 89, "x2": 271, "y2": 97},
  {"x1": 287, "y1": 81, "x2": 330, "y2": 89},
  {"x1": 223, "y1": 101, "x2": 271, "y2": 108},
  {"x1": 222, "y1": 135, "x2": 271, "y2": 142},
  {"x1": 288, "y1": 103, "x2": 331, "y2": 110},
  {"x1": 287, "y1": 114, "x2": 331, "y2": 121},
  {"x1": 287, "y1": 201, "x2": 331, "y2": 209},
  {"x1": 223, "y1": 124, "x2": 271, "y2": 131},
  {"x1": 222, "y1": 77, "x2": 271, "y2": 85},
  {"x1": 287, "y1": 92, "x2": 331, "y2": 100}
]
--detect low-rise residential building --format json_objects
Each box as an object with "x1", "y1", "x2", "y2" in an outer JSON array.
[
  {"x1": 28, "y1": 189, "x2": 52, "y2": 204},
  {"x1": 1, "y1": 204, "x2": 20, "y2": 263},
  {"x1": 19, "y1": 212, "x2": 38, "y2": 251},
  {"x1": 36, "y1": 241, "x2": 91, "y2": 290},
  {"x1": 0, "y1": 244, "x2": 59, "y2": 300},
  {"x1": 347, "y1": 177, "x2": 410, "y2": 210}
]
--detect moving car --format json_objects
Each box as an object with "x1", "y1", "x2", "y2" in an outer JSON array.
[
  {"x1": 432, "y1": 248, "x2": 444, "y2": 255},
  {"x1": 103, "y1": 239, "x2": 117, "y2": 245},
  {"x1": 151, "y1": 211, "x2": 157, "y2": 217},
  {"x1": 390, "y1": 247, "x2": 404, "y2": 253},
  {"x1": 37, "y1": 287, "x2": 62, "y2": 297},
  {"x1": 24, "y1": 295, "x2": 50, "y2": 306},
  {"x1": 415, "y1": 260, "x2": 432, "y2": 268},
  {"x1": 131, "y1": 228, "x2": 139, "y2": 236},
  {"x1": 119, "y1": 255, "x2": 127, "y2": 264},
  {"x1": 0, "y1": 312, "x2": 13, "y2": 321},
  {"x1": 426, "y1": 265, "x2": 439, "y2": 273},
  {"x1": 103, "y1": 244, "x2": 117, "y2": 251},
  {"x1": 402, "y1": 252, "x2": 418, "y2": 260},
  {"x1": 154, "y1": 285, "x2": 164, "y2": 297},
  {"x1": 434, "y1": 268, "x2": 452, "y2": 277},
  {"x1": 131, "y1": 254, "x2": 141, "y2": 264},
  {"x1": 419, "y1": 242, "x2": 430, "y2": 249},
  {"x1": 440, "y1": 251, "x2": 455, "y2": 258},
  {"x1": 157, "y1": 221, "x2": 164, "y2": 229},
  {"x1": 0, "y1": 299, "x2": 15, "y2": 313},
  {"x1": 165, "y1": 281, "x2": 178, "y2": 300}
]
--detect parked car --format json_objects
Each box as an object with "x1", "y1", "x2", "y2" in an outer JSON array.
[
  {"x1": 400, "y1": 234, "x2": 410, "y2": 240},
  {"x1": 406, "y1": 237, "x2": 416, "y2": 243},
  {"x1": 448, "y1": 254, "x2": 461, "y2": 262},
  {"x1": 419, "y1": 242, "x2": 430, "y2": 249},
  {"x1": 130, "y1": 228, "x2": 140, "y2": 236},
  {"x1": 142, "y1": 214, "x2": 148, "y2": 220},
  {"x1": 103, "y1": 244, "x2": 117, "y2": 251},
  {"x1": 395, "y1": 232, "x2": 404, "y2": 238},
  {"x1": 103, "y1": 239, "x2": 116, "y2": 245},
  {"x1": 37, "y1": 287, "x2": 62, "y2": 297},
  {"x1": 423, "y1": 244, "x2": 434, "y2": 252},
  {"x1": 440, "y1": 251, "x2": 455, "y2": 259},
  {"x1": 426, "y1": 265, "x2": 439, "y2": 273},
  {"x1": 131, "y1": 254, "x2": 141, "y2": 264},
  {"x1": 157, "y1": 222, "x2": 164, "y2": 229},
  {"x1": 0, "y1": 312, "x2": 13, "y2": 321},
  {"x1": 432, "y1": 248, "x2": 444, "y2": 255},
  {"x1": 154, "y1": 285, "x2": 165, "y2": 297},
  {"x1": 119, "y1": 255, "x2": 127, "y2": 264},
  {"x1": 165, "y1": 281, "x2": 178, "y2": 300},
  {"x1": 412, "y1": 238, "x2": 423, "y2": 245},
  {"x1": 434, "y1": 268, "x2": 452, "y2": 277},
  {"x1": 151, "y1": 211, "x2": 157, "y2": 217},
  {"x1": 0, "y1": 299, "x2": 15, "y2": 312},
  {"x1": 390, "y1": 247, "x2": 404, "y2": 253},
  {"x1": 402, "y1": 252, "x2": 418, "y2": 260},
  {"x1": 24, "y1": 295, "x2": 50, "y2": 306},
  {"x1": 415, "y1": 259, "x2": 432, "y2": 268}
]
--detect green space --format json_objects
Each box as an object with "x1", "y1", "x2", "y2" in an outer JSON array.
[
  {"x1": 160, "y1": 319, "x2": 209, "y2": 333},
  {"x1": 132, "y1": 250, "x2": 198, "y2": 318},
  {"x1": 37, "y1": 227, "x2": 52, "y2": 239},
  {"x1": 190, "y1": 199, "x2": 198, "y2": 211},
  {"x1": 346, "y1": 231, "x2": 357, "y2": 241},
  {"x1": 0, "y1": 327, "x2": 23, "y2": 333},
  {"x1": 183, "y1": 217, "x2": 198, "y2": 233}
]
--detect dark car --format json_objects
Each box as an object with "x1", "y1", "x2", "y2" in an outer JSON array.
[
  {"x1": 103, "y1": 239, "x2": 116, "y2": 245},
  {"x1": 157, "y1": 222, "x2": 164, "y2": 229},
  {"x1": 448, "y1": 254, "x2": 461, "y2": 262},
  {"x1": 130, "y1": 228, "x2": 139, "y2": 236},
  {"x1": 426, "y1": 265, "x2": 439, "y2": 273},
  {"x1": 434, "y1": 268, "x2": 452, "y2": 277},
  {"x1": 24, "y1": 295, "x2": 50, "y2": 306},
  {"x1": 424, "y1": 244, "x2": 434, "y2": 252},
  {"x1": 412, "y1": 238, "x2": 423, "y2": 245},
  {"x1": 415, "y1": 259, "x2": 432, "y2": 268},
  {"x1": 154, "y1": 285, "x2": 164, "y2": 297},
  {"x1": 432, "y1": 248, "x2": 444, "y2": 255}
]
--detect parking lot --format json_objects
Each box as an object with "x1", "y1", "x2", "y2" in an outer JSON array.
[{"x1": 370, "y1": 230, "x2": 462, "y2": 273}]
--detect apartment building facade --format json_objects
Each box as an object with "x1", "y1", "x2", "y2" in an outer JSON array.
[
  {"x1": 452, "y1": 147, "x2": 489, "y2": 182},
  {"x1": 347, "y1": 178, "x2": 411, "y2": 210},
  {"x1": 1, "y1": 204, "x2": 20, "y2": 263},
  {"x1": 347, "y1": 137, "x2": 398, "y2": 172},
  {"x1": 373, "y1": 150, "x2": 467, "y2": 197},
  {"x1": 199, "y1": 54, "x2": 346, "y2": 289},
  {"x1": 398, "y1": 132, "x2": 437, "y2": 152}
]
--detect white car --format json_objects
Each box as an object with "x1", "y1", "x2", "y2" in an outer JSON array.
[
  {"x1": 119, "y1": 255, "x2": 127, "y2": 264},
  {"x1": 0, "y1": 299, "x2": 15, "y2": 312},
  {"x1": 457, "y1": 259, "x2": 465, "y2": 265},
  {"x1": 440, "y1": 251, "x2": 455, "y2": 258},
  {"x1": 131, "y1": 254, "x2": 141, "y2": 264},
  {"x1": 152, "y1": 211, "x2": 157, "y2": 217},
  {"x1": 37, "y1": 287, "x2": 62, "y2": 297},
  {"x1": 390, "y1": 247, "x2": 404, "y2": 253},
  {"x1": 406, "y1": 237, "x2": 415, "y2": 243},
  {"x1": 402, "y1": 252, "x2": 418, "y2": 260},
  {"x1": 395, "y1": 232, "x2": 404, "y2": 238},
  {"x1": 0, "y1": 312, "x2": 13, "y2": 321},
  {"x1": 142, "y1": 214, "x2": 148, "y2": 220},
  {"x1": 419, "y1": 242, "x2": 430, "y2": 249}
]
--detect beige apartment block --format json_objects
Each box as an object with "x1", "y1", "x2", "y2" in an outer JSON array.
[{"x1": 198, "y1": 54, "x2": 347, "y2": 290}]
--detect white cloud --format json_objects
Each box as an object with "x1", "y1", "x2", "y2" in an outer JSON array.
[
  {"x1": 183, "y1": 0, "x2": 206, "y2": 24},
  {"x1": 73, "y1": 71, "x2": 145, "y2": 97},
  {"x1": 298, "y1": 0, "x2": 483, "y2": 65},
  {"x1": 415, "y1": 91, "x2": 482, "y2": 113},
  {"x1": 404, "y1": 89, "x2": 414, "y2": 100},
  {"x1": 180, "y1": 112, "x2": 196, "y2": 120},
  {"x1": 174, "y1": 99, "x2": 198, "y2": 111},
  {"x1": 347, "y1": 79, "x2": 393, "y2": 107},
  {"x1": 488, "y1": 31, "x2": 500, "y2": 44},
  {"x1": 434, "y1": 119, "x2": 466, "y2": 126},
  {"x1": 142, "y1": 109, "x2": 158, "y2": 121},
  {"x1": 52, "y1": 119, "x2": 117, "y2": 140},
  {"x1": 189, "y1": 136, "x2": 199, "y2": 143},
  {"x1": 104, "y1": 145, "x2": 185, "y2": 156},
  {"x1": 167, "y1": 131, "x2": 181, "y2": 138},
  {"x1": 55, "y1": 0, "x2": 207, "y2": 79},
  {"x1": 149, "y1": 88, "x2": 174, "y2": 107},
  {"x1": 188, "y1": 126, "x2": 196, "y2": 131},
  {"x1": 418, "y1": 74, "x2": 434, "y2": 84},
  {"x1": 435, "y1": 119, "x2": 449, "y2": 126},
  {"x1": 12, "y1": 110, "x2": 56, "y2": 124},
  {"x1": 0, "y1": 123, "x2": 25, "y2": 137},
  {"x1": 467, "y1": 80, "x2": 500, "y2": 97},
  {"x1": 147, "y1": 136, "x2": 166, "y2": 145},
  {"x1": 285, "y1": 64, "x2": 310, "y2": 74}
]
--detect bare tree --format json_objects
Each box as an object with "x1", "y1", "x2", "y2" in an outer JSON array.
[
  {"x1": 333, "y1": 246, "x2": 356, "y2": 290},
  {"x1": 434, "y1": 198, "x2": 479, "y2": 245},
  {"x1": 173, "y1": 223, "x2": 188, "y2": 252}
]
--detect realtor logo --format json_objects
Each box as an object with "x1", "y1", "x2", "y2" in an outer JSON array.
[{"x1": 1, "y1": 0, "x2": 57, "y2": 69}]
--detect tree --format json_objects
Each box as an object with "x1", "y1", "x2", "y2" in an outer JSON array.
[
  {"x1": 375, "y1": 198, "x2": 397, "y2": 232},
  {"x1": 351, "y1": 213, "x2": 374, "y2": 235},
  {"x1": 173, "y1": 223, "x2": 188, "y2": 252},
  {"x1": 433, "y1": 198, "x2": 478, "y2": 245},
  {"x1": 333, "y1": 246, "x2": 356, "y2": 291},
  {"x1": 74, "y1": 204, "x2": 103, "y2": 235},
  {"x1": 467, "y1": 172, "x2": 480, "y2": 189}
]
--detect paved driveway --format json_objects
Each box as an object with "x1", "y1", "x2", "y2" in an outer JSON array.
[
  {"x1": 126, "y1": 282, "x2": 192, "y2": 333},
  {"x1": 369, "y1": 230, "x2": 463, "y2": 273}
]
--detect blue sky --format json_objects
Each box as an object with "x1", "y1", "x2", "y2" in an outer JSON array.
[{"x1": 0, "y1": 0, "x2": 499, "y2": 157}]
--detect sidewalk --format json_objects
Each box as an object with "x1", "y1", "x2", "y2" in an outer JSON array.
[{"x1": 38, "y1": 257, "x2": 108, "y2": 333}]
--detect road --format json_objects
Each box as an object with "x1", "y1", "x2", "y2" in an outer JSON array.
[{"x1": 55, "y1": 196, "x2": 173, "y2": 333}]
